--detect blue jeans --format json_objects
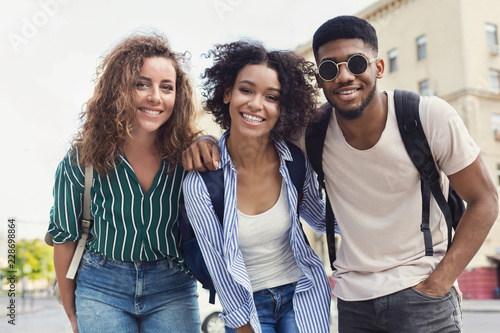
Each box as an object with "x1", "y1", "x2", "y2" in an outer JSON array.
[
  {"x1": 225, "y1": 283, "x2": 299, "y2": 333},
  {"x1": 75, "y1": 251, "x2": 200, "y2": 333},
  {"x1": 337, "y1": 286, "x2": 462, "y2": 332}
]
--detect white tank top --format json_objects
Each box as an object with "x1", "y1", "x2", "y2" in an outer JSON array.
[{"x1": 237, "y1": 181, "x2": 303, "y2": 292}]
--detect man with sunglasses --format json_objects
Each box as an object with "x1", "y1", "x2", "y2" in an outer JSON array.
[
  {"x1": 182, "y1": 15, "x2": 498, "y2": 332},
  {"x1": 306, "y1": 15, "x2": 496, "y2": 332}
]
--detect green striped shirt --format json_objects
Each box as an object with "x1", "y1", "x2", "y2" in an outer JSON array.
[{"x1": 48, "y1": 149, "x2": 188, "y2": 268}]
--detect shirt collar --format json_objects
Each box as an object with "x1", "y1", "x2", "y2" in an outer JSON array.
[
  {"x1": 218, "y1": 130, "x2": 232, "y2": 169},
  {"x1": 218, "y1": 130, "x2": 294, "y2": 169}
]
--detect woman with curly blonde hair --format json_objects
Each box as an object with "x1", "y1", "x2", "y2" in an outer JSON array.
[{"x1": 48, "y1": 34, "x2": 201, "y2": 332}]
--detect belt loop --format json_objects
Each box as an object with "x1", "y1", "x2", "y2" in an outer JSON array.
[
  {"x1": 99, "y1": 254, "x2": 107, "y2": 266},
  {"x1": 168, "y1": 257, "x2": 174, "y2": 270}
]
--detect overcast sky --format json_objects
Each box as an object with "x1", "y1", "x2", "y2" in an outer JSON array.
[{"x1": 0, "y1": 0, "x2": 378, "y2": 241}]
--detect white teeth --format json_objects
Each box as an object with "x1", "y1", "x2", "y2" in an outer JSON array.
[
  {"x1": 141, "y1": 108, "x2": 161, "y2": 115},
  {"x1": 242, "y1": 113, "x2": 264, "y2": 123},
  {"x1": 339, "y1": 89, "x2": 357, "y2": 95}
]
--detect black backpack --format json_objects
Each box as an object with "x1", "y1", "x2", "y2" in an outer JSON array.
[
  {"x1": 305, "y1": 104, "x2": 336, "y2": 270},
  {"x1": 393, "y1": 89, "x2": 465, "y2": 255},
  {"x1": 305, "y1": 90, "x2": 465, "y2": 269},
  {"x1": 179, "y1": 141, "x2": 309, "y2": 304}
]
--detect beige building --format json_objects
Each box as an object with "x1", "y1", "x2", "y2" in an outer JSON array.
[{"x1": 299, "y1": 0, "x2": 500, "y2": 269}]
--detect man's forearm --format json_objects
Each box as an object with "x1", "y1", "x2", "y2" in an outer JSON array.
[{"x1": 423, "y1": 197, "x2": 498, "y2": 295}]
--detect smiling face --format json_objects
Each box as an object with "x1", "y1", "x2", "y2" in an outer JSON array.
[
  {"x1": 132, "y1": 56, "x2": 176, "y2": 136},
  {"x1": 316, "y1": 38, "x2": 384, "y2": 120},
  {"x1": 224, "y1": 64, "x2": 281, "y2": 140}
]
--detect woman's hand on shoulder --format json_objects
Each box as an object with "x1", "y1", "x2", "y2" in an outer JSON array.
[{"x1": 182, "y1": 135, "x2": 220, "y2": 171}]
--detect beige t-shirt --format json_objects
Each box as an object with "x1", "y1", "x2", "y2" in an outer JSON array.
[{"x1": 298, "y1": 91, "x2": 479, "y2": 300}]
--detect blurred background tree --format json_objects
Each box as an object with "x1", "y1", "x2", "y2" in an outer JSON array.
[{"x1": 1, "y1": 239, "x2": 54, "y2": 282}]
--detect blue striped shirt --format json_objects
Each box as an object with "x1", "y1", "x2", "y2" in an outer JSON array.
[
  {"x1": 48, "y1": 149, "x2": 188, "y2": 269},
  {"x1": 183, "y1": 131, "x2": 331, "y2": 333}
]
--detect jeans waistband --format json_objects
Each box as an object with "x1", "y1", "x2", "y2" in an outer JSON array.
[
  {"x1": 253, "y1": 282, "x2": 298, "y2": 296},
  {"x1": 83, "y1": 251, "x2": 176, "y2": 269}
]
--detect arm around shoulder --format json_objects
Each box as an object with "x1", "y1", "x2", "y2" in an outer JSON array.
[{"x1": 182, "y1": 135, "x2": 221, "y2": 171}]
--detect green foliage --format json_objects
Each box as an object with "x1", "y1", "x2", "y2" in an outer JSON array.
[{"x1": 1, "y1": 239, "x2": 54, "y2": 282}]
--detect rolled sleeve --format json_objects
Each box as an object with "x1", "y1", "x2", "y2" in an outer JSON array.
[
  {"x1": 219, "y1": 296, "x2": 254, "y2": 328},
  {"x1": 47, "y1": 151, "x2": 84, "y2": 244},
  {"x1": 421, "y1": 95, "x2": 480, "y2": 176}
]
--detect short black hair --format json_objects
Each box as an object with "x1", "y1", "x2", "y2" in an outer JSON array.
[{"x1": 312, "y1": 15, "x2": 378, "y2": 59}]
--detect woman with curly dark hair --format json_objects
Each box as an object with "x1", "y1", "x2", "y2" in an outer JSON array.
[
  {"x1": 47, "y1": 34, "x2": 201, "y2": 332},
  {"x1": 183, "y1": 41, "x2": 332, "y2": 333}
]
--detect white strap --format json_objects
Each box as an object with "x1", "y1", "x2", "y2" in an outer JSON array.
[
  {"x1": 66, "y1": 164, "x2": 93, "y2": 279},
  {"x1": 82, "y1": 164, "x2": 93, "y2": 221}
]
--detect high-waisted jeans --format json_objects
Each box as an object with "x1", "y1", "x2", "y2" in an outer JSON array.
[
  {"x1": 225, "y1": 282, "x2": 299, "y2": 333},
  {"x1": 75, "y1": 251, "x2": 200, "y2": 333}
]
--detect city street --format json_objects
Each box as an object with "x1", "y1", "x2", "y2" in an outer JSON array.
[
  {"x1": 1, "y1": 295, "x2": 499, "y2": 333},
  {"x1": 0, "y1": 295, "x2": 72, "y2": 333},
  {"x1": 462, "y1": 312, "x2": 500, "y2": 333}
]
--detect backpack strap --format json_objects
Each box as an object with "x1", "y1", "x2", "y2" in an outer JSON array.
[
  {"x1": 305, "y1": 103, "x2": 332, "y2": 180},
  {"x1": 285, "y1": 141, "x2": 311, "y2": 246},
  {"x1": 393, "y1": 89, "x2": 455, "y2": 255},
  {"x1": 285, "y1": 141, "x2": 306, "y2": 198},
  {"x1": 199, "y1": 169, "x2": 224, "y2": 223},
  {"x1": 198, "y1": 168, "x2": 224, "y2": 304},
  {"x1": 66, "y1": 164, "x2": 93, "y2": 279},
  {"x1": 305, "y1": 103, "x2": 336, "y2": 270}
]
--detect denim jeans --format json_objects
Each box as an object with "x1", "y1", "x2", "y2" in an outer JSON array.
[
  {"x1": 75, "y1": 251, "x2": 200, "y2": 333},
  {"x1": 337, "y1": 286, "x2": 462, "y2": 333},
  {"x1": 225, "y1": 283, "x2": 299, "y2": 333}
]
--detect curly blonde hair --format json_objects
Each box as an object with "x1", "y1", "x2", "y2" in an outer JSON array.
[{"x1": 73, "y1": 34, "x2": 199, "y2": 175}]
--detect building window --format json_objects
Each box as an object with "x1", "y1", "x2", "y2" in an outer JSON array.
[
  {"x1": 489, "y1": 69, "x2": 500, "y2": 94},
  {"x1": 417, "y1": 35, "x2": 427, "y2": 60},
  {"x1": 493, "y1": 114, "x2": 500, "y2": 141},
  {"x1": 485, "y1": 23, "x2": 498, "y2": 48},
  {"x1": 419, "y1": 80, "x2": 432, "y2": 96},
  {"x1": 388, "y1": 48, "x2": 398, "y2": 72},
  {"x1": 497, "y1": 163, "x2": 500, "y2": 186}
]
